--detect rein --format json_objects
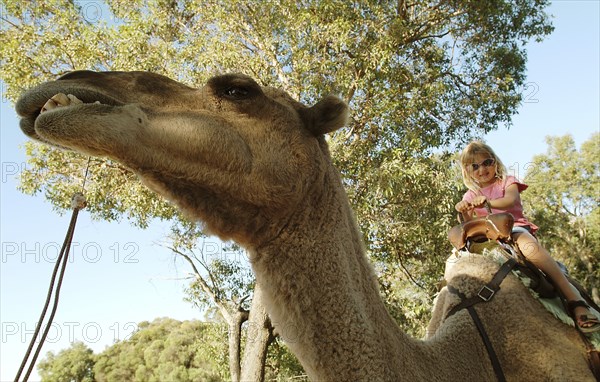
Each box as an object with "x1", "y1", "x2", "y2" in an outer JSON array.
[{"x1": 14, "y1": 159, "x2": 91, "y2": 382}]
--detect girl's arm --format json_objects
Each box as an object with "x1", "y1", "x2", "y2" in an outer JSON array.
[{"x1": 473, "y1": 183, "x2": 521, "y2": 210}]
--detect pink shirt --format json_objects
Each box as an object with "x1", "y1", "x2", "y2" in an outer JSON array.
[{"x1": 462, "y1": 175, "x2": 538, "y2": 234}]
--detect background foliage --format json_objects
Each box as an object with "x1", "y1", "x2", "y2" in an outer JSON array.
[
  {"x1": 38, "y1": 318, "x2": 304, "y2": 382},
  {"x1": 524, "y1": 133, "x2": 600, "y2": 302}
]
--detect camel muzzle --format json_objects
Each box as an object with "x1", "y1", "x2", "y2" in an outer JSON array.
[{"x1": 16, "y1": 83, "x2": 124, "y2": 141}]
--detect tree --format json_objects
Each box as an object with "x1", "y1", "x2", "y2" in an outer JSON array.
[
  {"x1": 168, "y1": 232, "x2": 303, "y2": 381},
  {"x1": 523, "y1": 133, "x2": 600, "y2": 303},
  {"x1": 165, "y1": 222, "x2": 259, "y2": 381},
  {"x1": 37, "y1": 318, "x2": 303, "y2": 382},
  {"x1": 93, "y1": 318, "x2": 227, "y2": 382},
  {"x1": 1, "y1": 0, "x2": 554, "y2": 376},
  {"x1": 37, "y1": 341, "x2": 95, "y2": 382}
]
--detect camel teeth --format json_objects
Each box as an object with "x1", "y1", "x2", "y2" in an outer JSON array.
[
  {"x1": 40, "y1": 93, "x2": 101, "y2": 114},
  {"x1": 66, "y1": 94, "x2": 83, "y2": 104}
]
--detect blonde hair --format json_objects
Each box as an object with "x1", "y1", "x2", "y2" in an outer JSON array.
[{"x1": 458, "y1": 141, "x2": 507, "y2": 191}]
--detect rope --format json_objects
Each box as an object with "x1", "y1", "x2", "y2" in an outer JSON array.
[
  {"x1": 14, "y1": 160, "x2": 90, "y2": 382},
  {"x1": 81, "y1": 157, "x2": 92, "y2": 192}
]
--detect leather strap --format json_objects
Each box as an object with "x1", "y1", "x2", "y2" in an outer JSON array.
[
  {"x1": 580, "y1": 334, "x2": 600, "y2": 381},
  {"x1": 467, "y1": 306, "x2": 507, "y2": 382},
  {"x1": 445, "y1": 258, "x2": 517, "y2": 382},
  {"x1": 446, "y1": 258, "x2": 517, "y2": 319}
]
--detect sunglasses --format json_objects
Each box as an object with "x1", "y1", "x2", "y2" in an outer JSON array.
[{"x1": 470, "y1": 158, "x2": 495, "y2": 171}]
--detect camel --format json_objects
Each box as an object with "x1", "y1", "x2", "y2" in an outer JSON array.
[{"x1": 15, "y1": 71, "x2": 595, "y2": 381}]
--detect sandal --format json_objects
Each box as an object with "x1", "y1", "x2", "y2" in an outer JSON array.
[{"x1": 568, "y1": 300, "x2": 600, "y2": 334}]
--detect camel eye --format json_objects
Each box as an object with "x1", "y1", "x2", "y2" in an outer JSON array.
[{"x1": 223, "y1": 86, "x2": 250, "y2": 99}]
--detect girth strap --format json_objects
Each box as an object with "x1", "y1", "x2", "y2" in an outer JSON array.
[
  {"x1": 445, "y1": 258, "x2": 518, "y2": 382},
  {"x1": 446, "y1": 258, "x2": 517, "y2": 318},
  {"x1": 466, "y1": 305, "x2": 506, "y2": 382}
]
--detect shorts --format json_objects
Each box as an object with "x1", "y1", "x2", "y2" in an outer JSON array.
[
  {"x1": 512, "y1": 225, "x2": 538, "y2": 240},
  {"x1": 511, "y1": 226, "x2": 532, "y2": 235}
]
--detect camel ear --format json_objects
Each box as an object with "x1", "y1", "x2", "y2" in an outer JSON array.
[{"x1": 301, "y1": 95, "x2": 349, "y2": 136}]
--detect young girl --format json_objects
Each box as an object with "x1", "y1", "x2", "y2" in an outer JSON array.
[{"x1": 455, "y1": 141, "x2": 599, "y2": 334}]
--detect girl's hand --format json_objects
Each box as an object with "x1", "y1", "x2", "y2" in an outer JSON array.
[
  {"x1": 455, "y1": 200, "x2": 474, "y2": 222},
  {"x1": 455, "y1": 200, "x2": 473, "y2": 213},
  {"x1": 471, "y1": 195, "x2": 488, "y2": 208}
]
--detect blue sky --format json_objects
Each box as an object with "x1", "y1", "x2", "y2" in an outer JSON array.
[{"x1": 1, "y1": 1, "x2": 599, "y2": 380}]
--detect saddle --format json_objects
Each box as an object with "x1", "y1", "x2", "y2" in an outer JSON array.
[{"x1": 448, "y1": 212, "x2": 514, "y2": 251}]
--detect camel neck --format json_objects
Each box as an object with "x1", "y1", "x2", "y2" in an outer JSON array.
[{"x1": 249, "y1": 169, "x2": 412, "y2": 380}]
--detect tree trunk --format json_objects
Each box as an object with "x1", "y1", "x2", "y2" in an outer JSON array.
[
  {"x1": 240, "y1": 284, "x2": 274, "y2": 382},
  {"x1": 228, "y1": 309, "x2": 249, "y2": 382},
  {"x1": 576, "y1": 246, "x2": 600, "y2": 306}
]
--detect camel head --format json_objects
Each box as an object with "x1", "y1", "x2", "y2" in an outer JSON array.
[{"x1": 16, "y1": 71, "x2": 349, "y2": 246}]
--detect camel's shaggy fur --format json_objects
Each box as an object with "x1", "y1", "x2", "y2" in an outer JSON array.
[{"x1": 16, "y1": 71, "x2": 595, "y2": 381}]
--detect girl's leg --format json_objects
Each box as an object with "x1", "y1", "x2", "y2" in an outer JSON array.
[{"x1": 513, "y1": 232, "x2": 598, "y2": 330}]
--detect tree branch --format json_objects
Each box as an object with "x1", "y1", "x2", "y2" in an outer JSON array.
[{"x1": 166, "y1": 245, "x2": 232, "y2": 322}]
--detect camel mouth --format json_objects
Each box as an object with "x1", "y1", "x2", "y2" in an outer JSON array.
[{"x1": 16, "y1": 86, "x2": 124, "y2": 141}]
